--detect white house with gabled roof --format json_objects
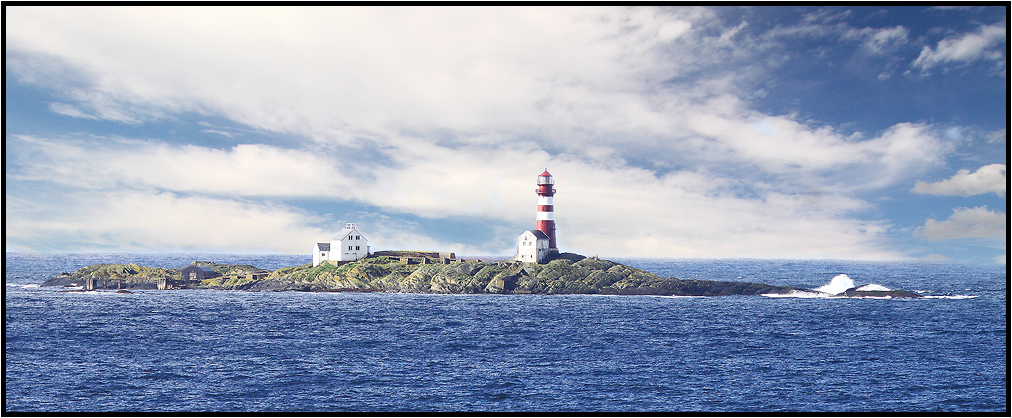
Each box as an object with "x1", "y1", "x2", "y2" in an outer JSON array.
[
  {"x1": 514, "y1": 229, "x2": 551, "y2": 263},
  {"x1": 313, "y1": 223, "x2": 370, "y2": 266}
]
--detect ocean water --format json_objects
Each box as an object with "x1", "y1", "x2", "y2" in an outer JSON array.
[{"x1": 4, "y1": 253, "x2": 1007, "y2": 412}]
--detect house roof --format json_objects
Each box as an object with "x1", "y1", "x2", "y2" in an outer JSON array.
[
  {"x1": 316, "y1": 242, "x2": 330, "y2": 251},
  {"x1": 330, "y1": 226, "x2": 368, "y2": 242},
  {"x1": 525, "y1": 230, "x2": 550, "y2": 240}
]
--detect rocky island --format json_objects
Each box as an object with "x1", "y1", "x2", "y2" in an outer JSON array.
[{"x1": 42, "y1": 251, "x2": 922, "y2": 298}]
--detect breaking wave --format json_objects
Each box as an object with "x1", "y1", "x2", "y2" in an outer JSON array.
[{"x1": 813, "y1": 274, "x2": 855, "y2": 295}]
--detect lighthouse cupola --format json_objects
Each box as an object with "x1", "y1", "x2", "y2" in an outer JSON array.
[
  {"x1": 535, "y1": 169, "x2": 558, "y2": 250},
  {"x1": 537, "y1": 170, "x2": 555, "y2": 196},
  {"x1": 537, "y1": 170, "x2": 554, "y2": 184}
]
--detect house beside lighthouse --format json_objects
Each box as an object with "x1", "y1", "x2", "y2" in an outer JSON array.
[
  {"x1": 514, "y1": 169, "x2": 559, "y2": 264},
  {"x1": 516, "y1": 230, "x2": 551, "y2": 263},
  {"x1": 313, "y1": 223, "x2": 370, "y2": 266}
]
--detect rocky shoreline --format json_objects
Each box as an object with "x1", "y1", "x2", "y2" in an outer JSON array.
[{"x1": 41, "y1": 252, "x2": 923, "y2": 298}]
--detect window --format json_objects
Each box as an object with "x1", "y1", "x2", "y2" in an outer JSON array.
[
  {"x1": 355, "y1": 246, "x2": 360, "y2": 250},
  {"x1": 348, "y1": 246, "x2": 353, "y2": 250},
  {"x1": 356, "y1": 236, "x2": 360, "y2": 240}
]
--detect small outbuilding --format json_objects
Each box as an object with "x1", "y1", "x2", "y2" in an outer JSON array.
[{"x1": 180, "y1": 266, "x2": 219, "y2": 283}]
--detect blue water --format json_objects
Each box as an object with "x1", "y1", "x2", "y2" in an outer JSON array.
[{"x1": 5, "y1": 253, "x2": 1007, "y2": 412}]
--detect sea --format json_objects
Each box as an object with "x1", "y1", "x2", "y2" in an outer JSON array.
[{"x1": 4, "y1": 253, "x2": 1007, "y2": 412}]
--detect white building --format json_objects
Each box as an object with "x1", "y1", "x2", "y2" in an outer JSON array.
[
  {"x1": 313, "y1": 223, "x2": 370, "y2": 266},
  {"x1": 514, "y1": 230, "x2": 551, "y2": 263}
]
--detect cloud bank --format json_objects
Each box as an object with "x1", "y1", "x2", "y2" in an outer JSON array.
[
  {"x1": 4, "y1": 6, "x2": 1005, "y2": 261},
  {"x1": 918, "y1": 206, "x2": 1007, "y2": 242}
]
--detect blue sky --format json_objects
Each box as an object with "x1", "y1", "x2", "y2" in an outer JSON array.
[{"x1": 5, "y1": 6, "x2": 1007, "y2": 264}]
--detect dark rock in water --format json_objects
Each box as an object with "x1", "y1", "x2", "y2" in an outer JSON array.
[
  {"x1": 605, "y1": 278, "x2": 806, "y2": 297},
  {"x1": 43, "y1": 277, "x2": 80, "y2": 287},
  {"x1": 116, "y1": 290, "x2": 134, "y2": 294},
  {"x1": 840, "y1": 287, "x2": 922, "y2": 298}
]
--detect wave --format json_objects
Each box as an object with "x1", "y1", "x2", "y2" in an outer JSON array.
[
  {"x1": 761, "y1": 290, "x2": 830, "y2": 298},
  {"x1": 813, "y1": 274, "x2": 855, "y2": 295},
  {"x1": 923, "y1": 295, "x2": 978, "y2": 300},
  {"x1": 6, "y1": 283, "x2": 42, "y2": 288}
]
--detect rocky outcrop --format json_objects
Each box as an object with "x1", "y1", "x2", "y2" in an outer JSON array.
[
  {"x1": 43, "y1": 263, "x2": 167, "y2": 289},
  {"x1": 40, "y1": 253, "x2": 922, "y2": 298},
  {"x1": 839, "y1": 288, "x2": 922, "y2": 298}
]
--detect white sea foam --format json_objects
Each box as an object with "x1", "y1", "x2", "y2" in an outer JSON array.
[
  {"x1": 856, "y1": 284, "x2": 891, "y2": 292},
  {"x1": 6, "y1": 283, "x2": 41, "y2": 288},
  {"x1": 924, "y1": 295, "x2": 978, "y2": 300},
  {"x1": 813, "y1": 274, "x2": 855, "y2": 295},
  {"x1": 761, "y1": 290, "x2": 832, "y2": 298}
]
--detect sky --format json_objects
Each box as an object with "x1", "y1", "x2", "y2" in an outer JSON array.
[{"x1": 5, "y1": 5, "x2": 1007, "y2": 264}]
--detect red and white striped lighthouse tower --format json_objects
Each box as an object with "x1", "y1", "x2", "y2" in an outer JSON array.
[{"x1": 536, "y1": 169, "x2": 558, "y2": 250}]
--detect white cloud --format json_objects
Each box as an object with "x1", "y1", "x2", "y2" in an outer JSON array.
[
  {"x1": 918, "y1": 206, "x2": 1007, "y2": 241},
  {"x1": 9, "y1": 135, "x2": 356, "y2": 197},
  {"x1": 860, "y1": 26, "x2": 909, "y2": 54},
  {"x1": 815, "y1": 24, "x2": 911, "y2": 55},
  {"x1": 5, "y1": 6, "x2": 715, "y2": 141},
  {"x1": 5, "y1": 190, "x2": 331, "y2": 253},
  {"x1": 912, "y1": 164, "x2": 1007, "y2": 197},
  {"x1": 911, "y1": 21, "x2": 1007, "y2": 73},
  {"x1": 553, "y1": 167, "x2": 899, "y2": 259},
  {"x1": 9, "y1": 132, "x2": 906, "y2": 259},
  {"x1": 5, "y1": 7, "x2": 950, "y2": 183},
  {"x1": 762, "y1": 13, "x2": 910, "y2": 56},
  {"x1": 355, "y1": 215, "x2": 495, "y2": 256},
  {"x1": 680, "y1": 111, "x2": 948, "y2": 190},
  {"x1": 983, "y1": 128, "x2": 1006, "y2": 144},
  {"x1": 1, "y1": 7, "x2": 980, "y2": 260}
]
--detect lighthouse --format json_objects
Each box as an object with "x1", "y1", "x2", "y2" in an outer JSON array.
[
  {"x1": 514, "y1": 169, "x2": 560, "y2": 263},
  {"x1": 536, "y1": 169, "x2": 558, "y2": 250},
  {"x1": 514, "y1": 169, "x2": 558, "y2": 263}
]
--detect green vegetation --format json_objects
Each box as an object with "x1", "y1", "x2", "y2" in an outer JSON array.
[{"x1": 43, "y1": 263, "x2": 175, "y2": 288}]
